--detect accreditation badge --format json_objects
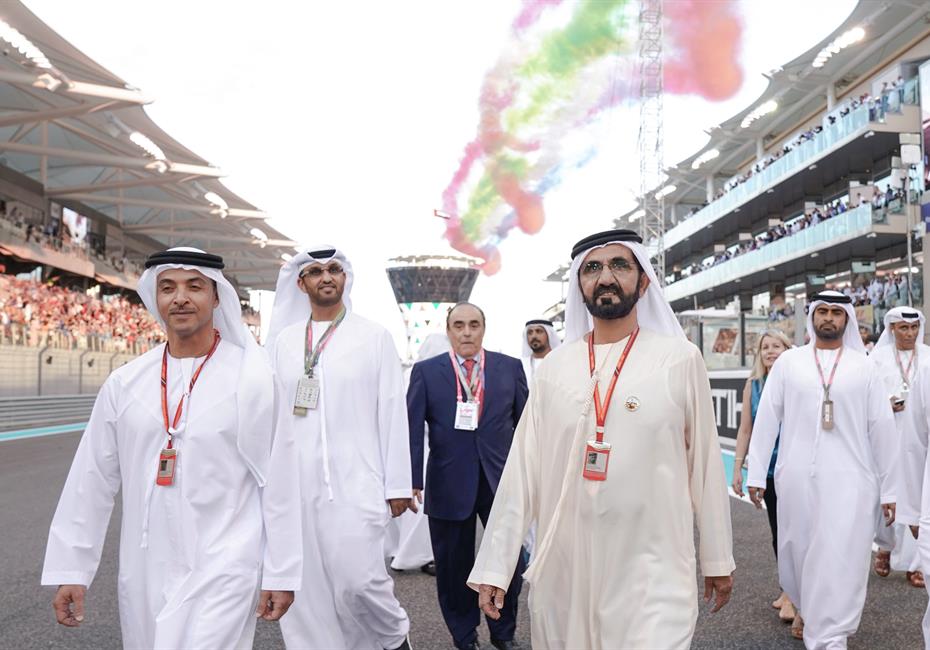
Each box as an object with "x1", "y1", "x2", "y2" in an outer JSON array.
[
  {"x1": 582, "y1": 440, "x2": 611, "y2": 481},
  {"x1": 156, "y1": 448, "x2": 177, "y2": 486},
  {"x1": 821, "y1": 399, "x2": 835, "y2": 431},
  {"x1": 454, "y1": 401, "x2": 480, "y2": 431},
  {"x1": 294, "y1": 376, "x2": 321, "y2": 415}
]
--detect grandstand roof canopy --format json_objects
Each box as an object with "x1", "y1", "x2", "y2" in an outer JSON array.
[
  {"x1": 620, "y1": 0, "x2": 930, "y2": 220},
  {"x1": 0, "y1": 1, "x2": 296, "y2": 289}
]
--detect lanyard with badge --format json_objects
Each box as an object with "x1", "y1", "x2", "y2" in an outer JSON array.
[
  {"x1": 449, "y1": 350, "x2": 485, "y2": 431},
  {"x1": 813, "y1": 346, "x2": 843, "y2": 431},
  {"x1": 294, "y1": 308, "x2": 346, "y2": 415},
  {"x1": 894, "y1": 346, "x2": 917, "y2": 398},
  {"x1": 156, "y1": 329, "x2": 222, "y2": 486},
  {"x1": 583, "y1": 327, "x2": 639, "y2": 481}
]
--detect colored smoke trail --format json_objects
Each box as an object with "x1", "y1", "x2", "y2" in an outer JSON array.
[{"x1": 442, "y1": 0, "x2": 744, "y2": 274}]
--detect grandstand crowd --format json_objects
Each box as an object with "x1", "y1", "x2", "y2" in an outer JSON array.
[
  {"x1": 0, "y1": 273, "x2": 163, "y2": 352},
  {"x1": 677, "y1": 187, "x2": 905, "y2": 282},
  {"x1": 682, "y1": 76, "x2": 915, "y2": 221}
]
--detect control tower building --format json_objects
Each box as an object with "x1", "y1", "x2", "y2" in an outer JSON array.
[{"x1": 386, "y1": 254, "x2": 479, "y2": 361}]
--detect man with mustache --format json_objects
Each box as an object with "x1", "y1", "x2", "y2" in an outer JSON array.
[
  {"x1": 407, "y1": 302, "x2": 528, "y2": 650},
  {"x1": 520, "y1": 319, "x2": 560, "y2": 384},
  {"x1": 468, "y1": 229, "x2": 734, "y2": 649},
  {"x1": 265, "y1": 246, "x2": 414, "y2": 650},
  {"x1": 748, "y1": 290, "x2": 896, "y2": 648},
  {"x1": 42, "y1": 248, "x2": 301, "y2": 648},
  {"x1": 869, "y1": 307, "x2": 928, "y2": 589}
]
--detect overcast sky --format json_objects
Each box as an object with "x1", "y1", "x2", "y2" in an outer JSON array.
[{"x1": 26, "y1": 0, "x2": 857, "y2": 356}]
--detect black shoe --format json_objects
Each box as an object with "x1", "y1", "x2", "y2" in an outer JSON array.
[
  {"x1": 490, "y1": 640, "x2": 518, "y2": 650},
  {"x1": 387, "y1": 636, "x2": 411, "y2": 650},
  {"x1": 421, "y1": 561, "x2": 436, "y2": 576},
  {"x1": 456, "y1": 642, "x2": 480, "y2": 650}
]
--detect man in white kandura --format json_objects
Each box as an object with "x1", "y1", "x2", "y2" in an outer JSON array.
[
  {"x1": 469, "y1": 229, "x2": 735, "y2": 650},
  {"x1": 266, "y1": 246, "x2": 414, "y2": 650},
  {"x1": 42, "y1": 248, "x2": 301, "y2": 649},
  {"x1": 892, "y1": 309, "x2": 930, "y2": 648},
  {"x1": 870, "y1": 307, "x2": 927, "y2": 588},
  {"x1": 748, "y1": 290, "x2": 897, "y2": 649},
  {"x1": 520, "y1": 318, "x2": 560, "y2": 384}
]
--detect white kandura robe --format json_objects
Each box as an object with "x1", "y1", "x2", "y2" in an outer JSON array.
[
  {"x1": 869, "y1": 345, "x2": 928, "y2": 572},
  {"x1": 747, "y1": 345, "x2": 896, "y2": 650},
  {"x1": 42, "y1": 341, "x2": 302, "y2": 649},
  {"x1": 468, "y1": 328, "x2": 735, "y2": 650},
  {"x1": 896, "y1": 362, "x2": 930, "y2": 648},
  {"x1": 272, "y1": 313, "x2": 412, "y2": 650}
]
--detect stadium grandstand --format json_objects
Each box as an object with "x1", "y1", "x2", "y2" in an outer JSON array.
[
  {"x1": 544, "y1": 0, "x2": 930, "y2": 440},
  {"x1": 0, "y1": 2, "x2": 295, "y2": 415}
]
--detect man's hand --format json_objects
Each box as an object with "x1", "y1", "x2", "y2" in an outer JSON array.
[
  {"x1": 911, "y1": 525, "x2": 920, "y2": 540},
  {"x1": 255, "y1": 590, "x2": 294, "y2": 621},
  {"x1": 407, "y1": 489, "x2": 424, "y2": 514},
  {"x1": 478, "y1": 584, "x2": 505, "y2": 620},
  {"x1": 52, "y1": 584, "x2": 86, "y2": 627},
  {"x1": 388, "y1": 498, "x2": 412, "y2": 518},
  {"x1": 748, "y1": 486, "x2": 765, "y2": 509},
  {"x1": 882, "y1": 502, "x2": 896, "y2": 527},
  {"x1": 703, "y1": 575, "x2": 733, "y2": 613}
]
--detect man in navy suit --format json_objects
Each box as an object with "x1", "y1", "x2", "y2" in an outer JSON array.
[{"x1": 407, "y1": 302, "x2": 528, "y2": 650}]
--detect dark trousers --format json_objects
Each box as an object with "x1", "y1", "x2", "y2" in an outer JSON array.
[
  {"x1": 763, "y1": 475, "x2": 778, "y2": 559},
  {"x1": 428, "y1": 468, "x2": 525, "y2": 649}
]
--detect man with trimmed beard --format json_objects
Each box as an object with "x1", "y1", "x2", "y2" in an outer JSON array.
[
  {"x1": 520, "y1": 319, "x2": 560, "y2": 384},
  {"x1": 748, "y1": 290, "x2": 897, "y2": 649},
  {"x1": 468, "y1": 229, "x2": 734, "y2": 649}
]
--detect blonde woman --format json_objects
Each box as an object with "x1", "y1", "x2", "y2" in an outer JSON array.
[{"x1": 731, "y1": 330, "x2": 798, "y2": 631}]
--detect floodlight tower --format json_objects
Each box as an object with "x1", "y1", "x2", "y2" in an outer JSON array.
[
  {"x1": 638, "y1": 0, "x2": 665, "y2": 283},
  {"x1": 385, "y1": 255, "x2": 479, "y2": 361}
]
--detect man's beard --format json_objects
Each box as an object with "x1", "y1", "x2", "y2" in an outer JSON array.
[
  {"x1": 311, "y1": 285, "x2": 343, "y2": 307},
  {"x1": 583, "y1": 283, "x2": 641, "y2": 320},
  {"x1": 814, "y1": 322, "x2": 846, "y2": 341},
  {"x1": 528, "y1": 339, "x2": 545, "y2": 352}
]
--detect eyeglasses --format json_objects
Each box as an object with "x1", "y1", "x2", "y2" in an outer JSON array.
[
  {"x1": 580, "y1": 257, "x2": 636, "y2": 277},
  {"x1": 300, "y1": 264, "x2": 345, "y2": 279}
]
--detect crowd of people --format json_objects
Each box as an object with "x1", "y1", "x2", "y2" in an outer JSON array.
[
  {"x1": 681, "y1": 76, "x2": 913, "y2": 224},
  {"x1": 676, "y1": 187, "x2": 905, "y2": 283},
  {"x1": 0, "y1": 273, "x2": 163, "y2": 352}
]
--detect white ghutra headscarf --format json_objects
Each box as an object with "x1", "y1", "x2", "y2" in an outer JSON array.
[
  {"x1": 805, "y1": 290, "x2": 866, "y2": 353},
  {"x1": 874, "y1": 306, "x2": 925, "y2": 352},
  {"x1": 521, "y1": 319, "x2": 562, "y2": 359},
  {"x1": 265, "y1": 245, "x2": 354, "y2": 346},
  {"x1": 563, "y1": 229, "x2": 685, "y2": 344}
]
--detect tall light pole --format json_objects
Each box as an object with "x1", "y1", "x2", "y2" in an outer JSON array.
[{"x1": 638, "y1": 0, "x2": 665, "y2": 284}]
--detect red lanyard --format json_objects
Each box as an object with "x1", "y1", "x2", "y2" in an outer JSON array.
[
  {"x1": 813, "y1": 346, "x2": 843, "y2": 395},
  {"x1": 895, "y1": 347, "x2": 917, "y2": 385},
  {"x1": 587, "y1": 328, "x2": 639, "y2": 443},
  {"x1": 161, "y1": 330, "x2": 221, "y2": 449},
  {"x1": 449, "y1": 350, "x2": 485, "y2": 407}
]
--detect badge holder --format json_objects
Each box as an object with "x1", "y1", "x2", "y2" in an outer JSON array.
[
  {"x1": 455, "y1": 400, "x2": 480, "y2": 431},
  {"x1": 583, "y1": 440, "x2": 611, "y2": 481},
  {"x1": 156, "y1": 448, "x2": 178, "y2": 486},
  {"x1": 294, "y1": 375, "x2": 321, "y2": 416}
]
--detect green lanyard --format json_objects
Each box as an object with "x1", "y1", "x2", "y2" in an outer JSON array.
[{"x1": 304, "y1": 308, "x2": 346, "y2": 377}]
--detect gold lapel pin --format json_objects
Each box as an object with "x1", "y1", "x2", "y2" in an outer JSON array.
[{"x1": 624, "y1": 396, "x2": 640, "y2": 412}]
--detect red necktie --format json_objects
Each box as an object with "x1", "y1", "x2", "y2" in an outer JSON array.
[{"x1": 463, "y1": 358, "x2": 476, "y2": 383}]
